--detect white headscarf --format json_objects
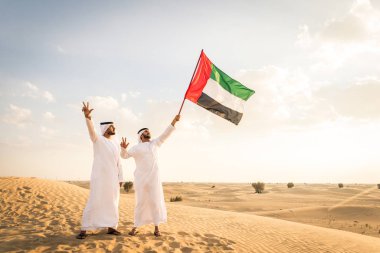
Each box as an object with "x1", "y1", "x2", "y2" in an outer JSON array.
[
  {"x1": 137, "y1": 128, "x2": 148, "y2": 143},
  {"x1": 100, "y1": 122, "x2": 113, "y2": 135}
]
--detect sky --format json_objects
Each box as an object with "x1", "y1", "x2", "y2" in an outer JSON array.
[{"x1": 0, "y1": 0, "x2": 379, "y2": 183}]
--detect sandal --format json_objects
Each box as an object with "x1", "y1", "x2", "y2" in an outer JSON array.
[
  {"x1": 128, "y1": 228, "x2": 138, "y2": 236},
  {"x1": 76, "y1": 231, "x2": 87, "y2": 239},
  {"x1": 107, "y1": 228, "x2": 121, "y2": 235},
  {"x1": 154, "y1": 230, "x2": 161, "y2": 237}
]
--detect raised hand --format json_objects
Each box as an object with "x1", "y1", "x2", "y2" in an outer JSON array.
[
  {"x1": 120, "y1": 137, "x2": 129, "y2": 149},
  {"x1": 82, "y1": 101, "x2": 94, "y2": 120},
  {"x1": 171, "y1": 114, "x2": 181, "y2": 126}
]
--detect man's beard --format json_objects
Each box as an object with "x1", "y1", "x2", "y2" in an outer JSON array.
[{"x1": 142, "y1": 133, "x2": 150, "y2": 140}]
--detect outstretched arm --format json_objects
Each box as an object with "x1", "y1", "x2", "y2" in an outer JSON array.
[
  {"x1": 155, "y1": 115, "x2": 180, "y2": 146},
  {"x1": 82, "y1": 101, "x2": 97, "y2": 142}
]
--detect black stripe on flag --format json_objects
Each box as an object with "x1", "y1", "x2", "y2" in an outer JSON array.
[{"x1": 197, "y1": 92, "x2": 243, "y2": 125}]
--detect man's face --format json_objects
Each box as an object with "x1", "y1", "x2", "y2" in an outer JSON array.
[
  {"x1": 106, "y1": 125, "x2": 116, "y2": 135},
  {"x1": 141, "y1": 129, "x2": 151, "y2": 140}
]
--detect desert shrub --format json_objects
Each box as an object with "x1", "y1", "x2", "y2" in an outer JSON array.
[
  {"x1": 170, "y1": 196, "x2": 182, "y2": 202},
  {"x1": 211, "y1": 185, "x2": 215, "y2": 188},
  {"x1": 123, "y1": 181, "x2": 133, "y2": 193},
  {"x1": 377, "y1": 184, "x2": 380, "y2": 189},
  {"x1": 338, "y1": 183, "x2": 344, "y2": 188},
  {"x1": 287, "y1": 182, "x2": 294, "y2": 188},
  {"x1": 251, "y1": 182, "x2": 265, "y2": 193}
]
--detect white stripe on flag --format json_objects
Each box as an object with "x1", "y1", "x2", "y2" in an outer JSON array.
[{"x1": 202, "y1": 78, "x2": 246, "y2": 113}]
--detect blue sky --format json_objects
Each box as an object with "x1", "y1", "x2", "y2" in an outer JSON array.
[{"x1": 1, "y1": 0, "x2": 380, "y2": 183}]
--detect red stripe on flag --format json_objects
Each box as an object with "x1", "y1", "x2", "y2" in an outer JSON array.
[{"x1": 185, "y1": 51, "x2": 212, "y2": 103}]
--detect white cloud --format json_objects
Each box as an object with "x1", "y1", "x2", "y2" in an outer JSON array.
[
  {"x1": 3, "y1": 104, "x2": 32, "y2": 128},
  {"x1": 238, "y1": 66, "x2": 337, "y2": 129},
  {"x1": 23, "y1": 82, "x2": 39, "y2": 99},
  {"x1": 295, "y1": 25, "x2": 312, "y2": 48},
  {"x1": 315, "y1": 76, "x2": 380, "y2": 119},
  {"x1": 296, "y1": 0, "x2": 380, "y2": 70},
  {"x1": 238, "y1": 64, "x2": 380, "y2": 133},
  {"x1": 119, "y1": 107, "x2": 139, "y2": 122},
  {"x1": 129, "y1": 91, "x2": 141, "y2": 98},
  {"x1": 40, "y1": 126, "x2": 57, "y2": 138},
  {"x1": 66, "y1": 103, "x2": 81, "y2": 112},
  {"x1": 121, "y1": 93, "x2": 127, "y2": 102},
  {"x1": 121, "y1": 91, "x2": 141, "y2": 102},
  {"x1": 0, "y1": 136, "x2": 32, "y2": 147},
  {"x1": 85, "y1": 95, "x2": 140, "y2": 124},
  {"x1": 43, "y1": 111, "x2": 55, "y2": 120},
  {"x1": 23, "y1": 82, "x2": 55, "y2": 103},
  {"x1": 56, "y1": 45, "x2": 66, "y2": 54},
  {"x1": 26, "y1": 82, "x2": 38, "y2": 92},
  {"x1": 88, "y1": 96, "x2": 119, "y2": 110},
  {"x1": 179, "y1": 118, "x2": 212, "y2": 140},
  {"x1": 320, "y1": 15, "x2": 368, "y2": 43},
  {"x1": 16, "y1": 136, "x2": 32, "y2": 147},
  {"x1": 318, "y1": 0, "x2": 379, "y2": 44},
  {"x1": 43, "y1": 91, "x2": 55, "y2": 102}
]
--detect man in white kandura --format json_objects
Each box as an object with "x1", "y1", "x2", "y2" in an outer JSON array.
[
  {"x1": 76, "y1": 102, "x2": 124, "y2": 239},
  {"x1": 120, "y1": 115, "x2": 180, "y2": 237}
]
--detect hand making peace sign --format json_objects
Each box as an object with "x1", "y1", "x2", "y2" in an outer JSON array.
[
  {"x1": 120, "y1": 137, "x2": 129, "y2": 149},
  {"x1": 82, "y1": 101, "x2": 94, "y2": 120}
]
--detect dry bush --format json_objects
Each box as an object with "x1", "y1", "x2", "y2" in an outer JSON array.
[
  {"x1": 338, "y1": 183, "x2": 344, "y2": 188},
  {"x1": 251, "y1": 182, "x2": 265, "y2": 193},
  {"x1": 287, "y1": 182, "x2": 294, "y2": 188},
  {"x1": 377, "y1": 184, "x2": 380, "y2": 189},
  {"x1": 170, "y1": 196, "x2": 183, "y2": 202}
]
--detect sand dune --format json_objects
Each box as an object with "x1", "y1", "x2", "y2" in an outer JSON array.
[
  {"x1": 1, "y1": 178, "x2": 380, "y2": 252},
  {"x1": 161, "y1": 182, "x2": 380, "y2": 238}
]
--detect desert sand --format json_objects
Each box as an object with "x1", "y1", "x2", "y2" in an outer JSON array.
[
  {"x1": 161, "y1": 183, "x2": 380, "y2": 238},
  {"x1": 1, "y1": 177, "x2": 380, "y2": 252}
]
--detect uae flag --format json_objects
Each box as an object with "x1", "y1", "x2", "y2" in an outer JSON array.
[{"x1": 184, "y1": 51, "x2": 255, "y2": 125}]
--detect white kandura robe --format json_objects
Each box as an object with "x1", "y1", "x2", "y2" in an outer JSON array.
[
  {"x1": 81, "y1": 118, "x2": 124, "y2": 230},
  {"x1": 121, "y1": 125, "x2": 175, "y2": 227}
]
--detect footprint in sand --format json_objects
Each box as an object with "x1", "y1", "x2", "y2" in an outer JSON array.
[
  {"x1": 180, "y1": 247, "x2": 194, "y2": 253},
  {"x1": 166, "y1": 236, "x2": 176, "y2": 241},
  {"x1": 169, "y1": 241, "x2": 181, "y2": 248},
  {"x1": 154, "y1": 241, "x2": 163, "y2": 247}
]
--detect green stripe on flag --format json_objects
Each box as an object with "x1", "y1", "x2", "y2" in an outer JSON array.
[{"x1": 210, "y1": 64, "x2": 255, "y2": 101}]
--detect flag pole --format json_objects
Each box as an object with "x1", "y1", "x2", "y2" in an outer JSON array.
[{"x1": 178, "y1": 49, "x2": 204, "y2": 115}]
